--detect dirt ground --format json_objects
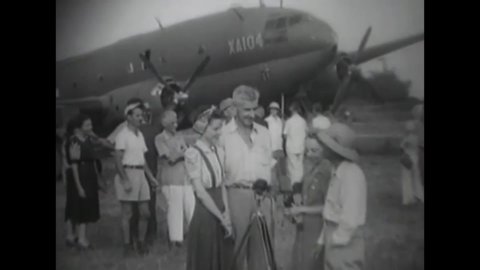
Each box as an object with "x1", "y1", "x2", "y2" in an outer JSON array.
[{"x1": 56, "y1": 155, "x2": 424, "y2": 270}]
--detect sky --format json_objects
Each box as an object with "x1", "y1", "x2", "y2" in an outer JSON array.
[{"x1": 56, "y1": 0, "x2": 424, "y2": 99}]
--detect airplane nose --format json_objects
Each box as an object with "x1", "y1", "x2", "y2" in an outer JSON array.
[{"x1": 309, "y1": 19, "x2": 337, "y2": 48}]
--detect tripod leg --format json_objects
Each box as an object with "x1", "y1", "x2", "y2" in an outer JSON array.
[
  {"x1": 260, "y1": 215, "x2": 277, "y2": 270},
  {"x1": 229, "y1": 218, "x2": 255, "y2": 270},
  {"x1": 257, "y1": 215, "x2": 277, "y2": 270}
]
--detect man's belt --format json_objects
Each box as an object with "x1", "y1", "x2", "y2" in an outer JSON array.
[
  {"x1": 227, "y1": 183, "x2": 252, "y2": 190},
  {"x1": 227, "y1": 180, "x2": 272, "y2": 194},
  {"x1": 123, "y1": 165, "x2": 144, "y2": 170},
  {"x1": 325, "y1": 219, "x2": 365, "y2": 231},
  {"x1": 168, "y1": 157, "x2": 185, "y2": 166},
  {"x1": 76, "y1": 160, "x2": 95, "y2": 165}
]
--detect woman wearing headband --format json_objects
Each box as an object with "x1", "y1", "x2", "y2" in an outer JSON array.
[{"x1": 185, "y1": 107, "x2": 234, "y2": 270}]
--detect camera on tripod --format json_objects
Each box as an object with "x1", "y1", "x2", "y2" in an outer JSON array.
[{"x1": 252, "y1": 178, "x2": 270, "y2": 196}]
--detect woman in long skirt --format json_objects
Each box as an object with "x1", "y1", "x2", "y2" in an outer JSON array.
[{"x1": 184, "y1": 108, "x2": 234, "y2": 270}]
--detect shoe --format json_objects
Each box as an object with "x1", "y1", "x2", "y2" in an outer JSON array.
[
  {"x1": 137, "y1": 242, "x2": 150, "y2": 256},
  {"x1": 123, "y1": 243, "x2": 135, "y2": 257},
  {"x1": 65, "y1": 237, "x2": 77, "y2": 248},
  {"x1": 77, "y1": 241, "x2": 93, "y2": 251}
]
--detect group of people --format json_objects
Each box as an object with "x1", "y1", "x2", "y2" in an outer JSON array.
[{"x1": 60, "y1": 83, "x2": 378, "y2": 270}]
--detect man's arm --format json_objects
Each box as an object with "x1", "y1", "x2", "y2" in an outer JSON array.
[
  {"x1": 114, "y1": 150, "x2": 128, "y2": 182},
  {"x1": 144, "y1": 161, "x2": 158, "y2": 188}
]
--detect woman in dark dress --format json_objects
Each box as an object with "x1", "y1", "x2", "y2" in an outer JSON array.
[
  {"x1": 184, "y1": 108, "x2": 234, "y2": 270},
  {"x1": 285, "y1": 136, "x2": 331, "y2": 270},
  {"x1": 64, "y1": 119, "x2": 80, "y2": 247},
  {"x1": 64, "y1": 114, "x2": 101, "y2": 249}
]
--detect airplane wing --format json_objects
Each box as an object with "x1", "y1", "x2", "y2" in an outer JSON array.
[
  {"x1": 349, "y1": 32, "x2": 424, "y2": 65},
  {"x1": 56, "y1": 96, "x2": 106, "y2": 111}
]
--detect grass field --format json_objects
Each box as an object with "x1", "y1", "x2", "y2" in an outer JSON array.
[{"x1": 56, "y1": 155, "x2": 424, "y2": 270}]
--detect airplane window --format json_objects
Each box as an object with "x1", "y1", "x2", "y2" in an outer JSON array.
[
  {"x1": 264, "y1": 17, "x2": 288, "y2": 44},
  {"x1": 127, "y1": 63, "x2": 134, "y2": 74},
  {"x1": 289, "y1": 15, "x2": 302, "y2": 26},
  {"x1": 276, "y1": 18, "x2": 287, "y2": 29},
  {"x1": 266, "y1": 20, "x2": 276, "y2": 30}
]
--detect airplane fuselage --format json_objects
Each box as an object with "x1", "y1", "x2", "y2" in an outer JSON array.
[{"x1": 56, "y1": 7, "x2": 338, "y2": 131}]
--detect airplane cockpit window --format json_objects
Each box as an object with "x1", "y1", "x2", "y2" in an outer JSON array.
[
  {"x1": 288, "y1": 15, "x2": 303, "y2": 26},
  {"x1": 265, "y1": 20, "x2": 277, "y2": 30},
  {"x1": 264, "y1": 16, "x2": 288, "y2": 44},
  {"x1": 265, "y1": 17, "x2": 287, "y2": 30},
  {"x1": 276, "y1": 18, "x2": 286, "y2": 29}
]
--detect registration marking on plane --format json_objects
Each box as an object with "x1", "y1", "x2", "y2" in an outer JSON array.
[{"x1": 228, "y1": 33, "x2": 264, "y2": 55}]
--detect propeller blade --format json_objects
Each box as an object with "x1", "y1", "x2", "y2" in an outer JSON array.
[
  {"x1": 139, "y1": 52, "x2": 175, "y2": 93},
  {"x1": 354, "y1": 73, "x2": 384, "y2": 103},
  {"x1": 354, "y1": 26, "x2": 372, "y2": 64},
  {"x1": 145, "y1": 49, "x2": 151, "y2": 60},
  {"x1": 329, "y1": 27, "x2": 372, "y2": 114},
  {"x1": 330, "y1": 74, "x2": 353, "y2": 114},
  {"x1": 182, "y1": 56, "x2": 211, "y2": 92}
]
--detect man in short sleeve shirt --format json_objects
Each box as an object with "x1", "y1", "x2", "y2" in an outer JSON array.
[{"x1": 114, "y1": 103, "x2": 158, "y2": 256}]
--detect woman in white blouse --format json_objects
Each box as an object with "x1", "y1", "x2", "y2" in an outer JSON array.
[{"x1": 184, "y1": 108, "x2": 234, "y2": 270}]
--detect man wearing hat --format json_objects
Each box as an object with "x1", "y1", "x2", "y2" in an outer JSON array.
[
  {"x1": 88, "y1": 98, "x2": 152, "y2": 247},
  {"x1": 106, "y1": 98, "x2": 146, "y2": 147},
  {"x1": 219, "y1": 85, "x2": 275, "y2": 270},
  {"x1": 283, "y1": 100, "x2": 308, "y2": 186},
  {"x1": 114, "y1": 102, "x2": 158, "y2": 256},
  {"x1": 155, "y1": 110, "x2": 195, "y2": 248},
  {"x1": 265, "y1": 101, "x2": 286, "y2": 193},
  {"x1": 313, "y1": 123, "x2": 367, "y2": 270},
  {"x1": 254, "y1": 105, "x2": 268, "y2": 128},
  {"x1": 265, "y1": 101, "x2": 283, "y2": 157}
]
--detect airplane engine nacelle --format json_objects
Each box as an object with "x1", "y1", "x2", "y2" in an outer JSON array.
[{"x1": 336, "y1": 54, "x2": 353, "y2": 81}]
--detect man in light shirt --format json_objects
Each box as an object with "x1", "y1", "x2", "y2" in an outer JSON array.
[
  {"x1": 283, "y1": 100, "x2": 307, "y2": 185},
  {"x1": 314, "y1": 123, "x2": 367, "y2": 270},
  {"x1": 265, "y1": 102, "x2": 284, "y2": 165},
  {"x1": 155, "y1": 110, "x2": 195, "y2": 248},
  {"x1": 219, "y1": 85, "x2": 274, "y2": 270},
  {"x1": 114, "y1": 103, "x2": 159, "y2": 256}
]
